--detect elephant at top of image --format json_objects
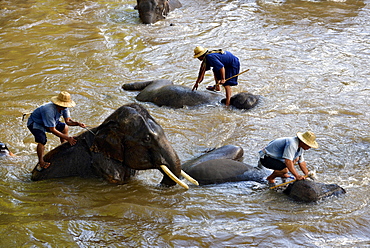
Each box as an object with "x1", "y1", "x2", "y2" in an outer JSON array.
[
  {"x1": 31, "y1": 103, "x2": 195, "y2": 189},
  {"x1": 135, "y1": 0, "x2": 182, "y2": 24},
  {"x1": 122, "y1": 79, "x2": 260, "y2": 109},
  {"x1": 182, "y1": 145, "x2": 346, "y2": 202}
]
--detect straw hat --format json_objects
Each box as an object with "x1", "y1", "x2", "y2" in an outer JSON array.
[
  {"x1": 51, "y1": 91, "x2": 76, "y2": 108},
  {"x1": 297, "y1": 131, "x2": 319, "y2": 149},
  {"x1": 193, "y1": 46, "x2": 208, "y2": 58}
]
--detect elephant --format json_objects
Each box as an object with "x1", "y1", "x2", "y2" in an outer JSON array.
[
  {"x1": 181, "y1": 145, "x2": 266, "y2": 185},
  {"x1": 283, "y1": 180, "x2": 346, "y2": 202},
  {"x1": 135, "y1": 0, "x2": 182, "y2": 24},
  {"x1": 30, "y1": 103, "x2": 195, "y2": 189},
  {"x1": 181, "y1": 145, "x2": 346, "y2": 202},
  {"x1": 122, "y1": 79, "x2": 260, "y2": 109}
]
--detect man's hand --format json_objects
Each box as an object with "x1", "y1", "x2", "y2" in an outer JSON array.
[
  {"x1": 192, "y1": 82, "x2": 199, "y2": 91},
  {"x1": 78, "y1": 122, "x2": 86, "y2": 128},
  {"x1": 295, "y1": 175, "x2": 306, "y2": 180},
  {"x1": 67, "y1": 136, "x2": 77, "y2": 146}
]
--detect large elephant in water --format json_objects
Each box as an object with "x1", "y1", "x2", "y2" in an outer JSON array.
[
  {"x1": 122, "y1": 79, "x2": 259, "y2": 109},
  {"x1": 31, "y1": 103, "x2": 195, "y2": 189},
  {"x1": 182, "y1": 145, "x2": 266, "y2": 185},
  {"x1": 135, "y1": 0, "x2": 182, "y2": 24},
  {"x1": 182, "y1": 145, "x2": 346, "y2": 202}
]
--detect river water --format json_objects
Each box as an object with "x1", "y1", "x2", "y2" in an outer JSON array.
[{"x1": 0, "y1": 0, "x2": 369, "y2": 247}]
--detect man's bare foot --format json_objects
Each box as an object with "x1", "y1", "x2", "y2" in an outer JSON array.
[
  {"x1": 266, "y1": 175, "x2": 275, "y2": 184},
  {"x1": 40, "y1": 161, "x2": 50, "y2": 169},
  {"x1": 36, "y1": 161, "x2": 51, "y2": 171}
]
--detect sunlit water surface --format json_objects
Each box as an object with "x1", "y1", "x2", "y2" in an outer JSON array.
[{"x1": 0, "y1": 0, "x2": 369, "y2": 247}]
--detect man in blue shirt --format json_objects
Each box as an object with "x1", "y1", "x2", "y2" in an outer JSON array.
[
  {"x1": 192, "y1": 46, "x2": 240, "y2": 106},
  {"x1": 27, "y1": 91, "x2": 86, "y2": 170},
  {"x1": 259, "y1": 131, "x2": 319, "y2": 185}
]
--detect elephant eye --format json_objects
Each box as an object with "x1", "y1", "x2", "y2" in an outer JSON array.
[{"x1": 144, "y1": 135, "x2": 151, "y2": 143}]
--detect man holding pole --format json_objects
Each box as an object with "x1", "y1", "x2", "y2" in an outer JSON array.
[
  {"x1": 27, "y1": 91, "x2": 86, "y2": 171},
  {"x1": 259, "y1": 131, "x2": 319, "y2": 187},
  {"x1": 192, "y1": 46, "x2": 241, "y2": 106}
]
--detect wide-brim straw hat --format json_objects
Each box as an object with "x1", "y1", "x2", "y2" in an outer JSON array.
[
  {"x1": 51, "y1": 91, "x2": 76, "y2": 108},
  {"x1": 194, "y1": 46, "x2": 208, "y2": 58},
  {"x1": 297, "y1": 131, "x2": 319, "y2": 149}
]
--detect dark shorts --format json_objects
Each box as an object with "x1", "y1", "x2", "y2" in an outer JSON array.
[
  {"x1": 223, "y1": 81, "x2": 238, "y2": 87},
  {"x1": 260, "y1": 156, "x2": 286, "y2": 171},
  {"x1": 27, "y1": 122, "x2": 66, "y2": 145}
]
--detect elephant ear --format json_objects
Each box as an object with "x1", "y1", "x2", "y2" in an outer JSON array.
[{"x1": 90, "y1": 120, "x2": 125, "y2": 162}]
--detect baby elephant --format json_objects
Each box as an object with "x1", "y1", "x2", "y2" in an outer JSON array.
[{"x1": 135, "y1": 0, "x2": 182, "y2": 24}]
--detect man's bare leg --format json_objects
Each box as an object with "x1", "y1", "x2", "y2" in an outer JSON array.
[{"x1": 37, "y1": 143, "x2": 50, "y2": 169}]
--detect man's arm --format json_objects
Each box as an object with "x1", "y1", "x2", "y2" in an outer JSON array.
[
  {"x1": 298, "y1": 161, "x2": 309, "y2": 176},
  {"x1": 64, "y1": 117, "x2": 86, "y2": 128},
  {"x1": 47, "y1": 126, "x2": 77, "y2": 146},
  {"x1": 285, "y1": 159, "x2": 305, "y2": 180},
  {"x1": 192, "y1": 62, "x2": 207, "y2": 91},
  {"x1": 217, "y1": 67, "x2": 226, "y2": 85}
]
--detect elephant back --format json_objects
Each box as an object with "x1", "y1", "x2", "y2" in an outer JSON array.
[
  {"x1": 182, "y1": 145, "x2": 244, "y2": 171},
  {"x1": 184, "y1": 159, "x2": 262, "y2": 185},
  {"x1": 152, "y1": 85, "x2": 223, "y2": 108},
  {"x1": 31, "y1": 130, "x2": 97, "y2": 181}
]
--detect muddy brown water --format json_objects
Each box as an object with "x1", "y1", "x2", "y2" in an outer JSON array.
[{"x1": 0, "y1": 0, "x2": 369, "y2": 247}]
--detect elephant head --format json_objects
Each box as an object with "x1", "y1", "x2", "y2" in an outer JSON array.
[
  {"x1": 135, "y1": 0, "x2": 182, "y2": 24},
  {"x1": 31, "y1": 103, "x2": 195, "y2": 188},
  {"x1": 283, "y1": 180, "x2": 346, "y2": 202}
]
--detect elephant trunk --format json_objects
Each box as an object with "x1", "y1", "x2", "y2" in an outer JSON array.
[
  {"x1": 140, "y1": 12, "x2": 156, "y2": 24},
  {"x1": 157, "y1": 142, "x2": 182, "y2": 187}
]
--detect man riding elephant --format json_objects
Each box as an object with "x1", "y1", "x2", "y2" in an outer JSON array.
[
  {"x1": 192, "y1": 46, "x2": 242, "y2": 106},
  {"x1": 259, "y1": 131, "x2": 319, "y2": 187},
  {"x1": 27, "y1": 91, "x2": 86, "y2": 171},
  {"x1": 30, "y1": 103, "x2": 196, "y2": 189}
]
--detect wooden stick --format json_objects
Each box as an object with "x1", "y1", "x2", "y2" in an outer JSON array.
[
  {"x1": 269, "y1": 175, "x2": 309, "y2": 190},
  {"x1": 214, "y1": 69, "x2": 250, "y2": 88},
  {"x1": 225, "y1": 69, "x2": 250, "y2": 82}
]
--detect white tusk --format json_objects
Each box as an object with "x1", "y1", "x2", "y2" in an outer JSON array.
[
  {"x1": 160, "y1": 165, "x2": 189, "y2": 190},
  {"x1": 181, "y1": 170, "x2": 199, "y2": 186}
]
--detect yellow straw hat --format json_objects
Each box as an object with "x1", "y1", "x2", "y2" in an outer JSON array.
[
  {"x1": 193, "y1": 46, "x2": 208, "y2": 58},
  {"x1": 51, "y1": 91, "x2": 76, "y2": 108},
  {"x1": 297, "y1": 131, "x2": 319, "y2": 149}
]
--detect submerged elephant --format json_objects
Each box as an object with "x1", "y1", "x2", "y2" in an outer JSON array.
[
  {"x1": 182, "y1": 145, "x2": 266, "y2": 185},
  {"x1": 31, "y1": 103, "x2": 195, "y2": 189},
  {"x1": 283, "y1": 180, "x2": 346, "y2": 202},
  {"x1": 135, "y1": 0, "x2": 182, "y2": 24},
  {"x1": 182, "y1": 145, "x2": 346, "y2": 202},
  {"x1": 122, "y1": 79, "x2": 259, "y2": 109}
]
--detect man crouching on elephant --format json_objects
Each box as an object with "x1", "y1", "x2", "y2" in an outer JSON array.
[
  {"x1": 27, "y1": 91, "x2": 86, "y2": 171},
  {"x1": 192, "y1": 46, "x2": 240, "y2": 106},
  {"x1": 259, "y1": 131, "x2": 319, "y2": 186}
]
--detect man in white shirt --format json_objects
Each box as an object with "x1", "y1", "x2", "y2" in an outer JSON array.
[{"x1": 259, "y1": 131, "x2": 319, "y2": 185}]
